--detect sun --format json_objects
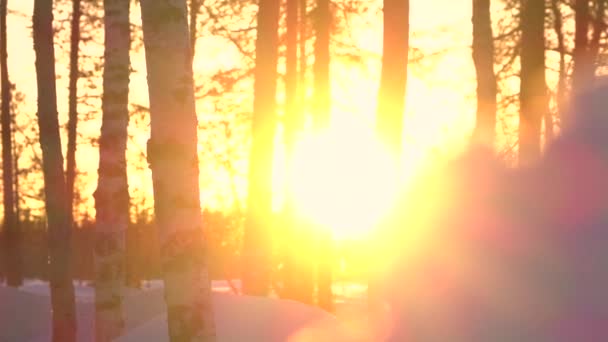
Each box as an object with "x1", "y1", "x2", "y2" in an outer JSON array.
[{"x1": 288, "y1": 118, "x2": 401, "y2": 240}]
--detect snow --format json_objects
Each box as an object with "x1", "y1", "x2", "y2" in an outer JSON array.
[
  {"x1": 0, "y1": 280, "x2": 341, "y2": 342},
  {"x1": 117, "y1": 293, "x2": 337, "y2": 342},
  {"x1": 0, "y1": 282, "x2": 169, "y2": 341}
]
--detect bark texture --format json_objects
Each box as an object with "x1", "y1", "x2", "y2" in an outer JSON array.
[
  {"x1": 140, "y1": 0, "x2": 216, "y2": 340},
  {"x1": 33, "y1": 0, "x2": 77, "y2": 340},
  {"x1": 94, "y1": 0, "x2": 130, "y2": 340}
]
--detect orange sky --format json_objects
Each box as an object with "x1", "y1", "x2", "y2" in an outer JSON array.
[{"x1": 5, "y1": 1, "x2": 484, "y2": 222}]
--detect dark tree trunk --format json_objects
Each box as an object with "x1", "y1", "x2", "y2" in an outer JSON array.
[
  {"x1": 376, "y1": 0, "x2": 409, "y2": 157},
  {"x1": 312, "y1": 0, "x2": 333, "y2": 311},
  {"x1": 519, "y1": 0, "x2": 547, "y2": 166},
  {"x1": 550, "y1": 0, "x2": 566, "y2": 126},
  {"x1": 94, "y1": 0, "x2": 130, "y2": 339},
  {"x1": 11, "y1": 109, "x2": 18, "y2": 228},
  {"x1": 298, "y1": 0, "x2": 307, "y2": 114},
  {"x1": 0, "y1": 0, "x2": 14, "y2": 233},
  {"x1": 471, "y1": 0, "x2": 497, "y2": 147},
  {"x1": 190, "y1": 0, "x2": 201, "y2": 58},
  {"x1": 66, "y1": 0, "x2": 81, "y2": 226},
  {"x1": 33, "y1": 0, "x2": 77, "y2": 341},
  {"x1": 572, "y1": 0, "x2": 593, "y2": 96},
  {"x1": 283, "y1": 0, "x2": 316, "y2": 304},
  {"x1": 370, "y1": 0, "x2": 409, "y2": 312},
  {"x1": 282, "y1": 0, "x2": 301, "y2": 301},
  {"x1": 313, "y1": 0, "x2": 330, "y2": 131},
  {"x1": 286, "y1": 0, "x2": 298, "y2": 130},
  {"x1": 5, "y1": 85, "x2": 22, "y2": 287},
  {"x1": 0, "y1": 0, "x2": 22, "y2": 288},
  {"x1": 589, "y1": 0, "x2": 605, "y2": 68},
  {"x1": 242, "y1": 0, "x2": 281, "y2": 296}
]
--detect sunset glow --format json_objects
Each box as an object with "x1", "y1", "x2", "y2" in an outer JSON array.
[{"x1": 289, "y1": 119, "x2": 399, "y2": 239}]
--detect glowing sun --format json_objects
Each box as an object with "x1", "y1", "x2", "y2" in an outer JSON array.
[{"x1": 289, "y1": 119, "x2": 400, "y2": 239}]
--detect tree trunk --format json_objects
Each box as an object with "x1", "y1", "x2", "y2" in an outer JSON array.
[
  {"x1": 282, "y1": 0, "x2": 300, "y2": 300},
  {"x1": 589, "y1": 0, "x2": 605, "y2": 70},
  {"x1": 376, "y1": 0, "x2": 409, "y2": 157},
  {"x1": 11, "y1": 107, "x2": 18, "y2": 229},
  {"x1": 1, "y1": 0, "x2": 14, "y2": 234},
  {"x1": 311, "y1": 0, "x2": 333, "y2": 311},
  {"x1": 550, "y1": 0, "x2": 566, "y2": 126},
  {"x1": 33, "y1": 1, "x2": 77, "y2": 341},
  {"x1": 572, "y1": 0, "x2": 593, "y2": 96},
  {"x1": 242, "y1": 0, "x2": 281, "y2": 296},
  {"x1": 283, "y1": 0, "x2": 315, "y2": 304},
  {"x1": 140, "y1": 1, "x2": 216, "y2": 340},
  {"x1": 190, "y1": 0, "x2": 201, "y2": 59},
  {"x1": 66, "y1": 0, "x2": 81, "y2": 226},
  {"x1": 370, "y1": 0, "x2": 409, "y2": 311},
  {"x1": 471, "y1": 0, "x2": 497, "y2": 147},
  {"x1": 519, "y1": 0, "x2": 547, "y2": 166},
  {"x1": 94, "y1": 0, "x2": 130, "y2": 340},
  {"x1": 286, "y1": 0, "x2": 298, "y2": 131},
  {"x1": 1, "y1": 0, "x2": 21, "y2": 288},
  {"x1": 298, "y1": 0, "x2": 307, "y2": 116},
  {"x1": 6, "y1": 83, "x2": 22, "y2": 287},
  {"x1": 313, "y1": 0, "x2": 330, "y2": 131}
]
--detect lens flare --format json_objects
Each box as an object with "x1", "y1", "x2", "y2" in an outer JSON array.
[{"x1": 289, "y1": 121, "x2": 399, "y2": 239}]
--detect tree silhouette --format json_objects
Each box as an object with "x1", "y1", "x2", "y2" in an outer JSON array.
[
  {"x1": 313, "y1": 0, "x2": 331, "y2": 130},
  {"x1": 65, "y1": 0, "x2": 81, "y2": 227},
  {"x1": 1, "y1": 0, "x2": 15, "y2": 239},
  {"x1": 33, "y1": 0, "x2": 77, "y2": 340},
  {"x1": 376, "y1": 0, "x2": 409, "y2": 158},
  {"x1": 242, "y1": 0, "x2": 281, "y2": 296},
  {"x1": 519, "y1": 0, "x2": 547, "y2": 165},
  {"x1": 472, "y1": 0, "x2": 497, "y2": 147}
]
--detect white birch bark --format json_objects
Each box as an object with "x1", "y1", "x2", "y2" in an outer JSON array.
[
  {"x1": 140, "y1": 0, "x2": 215, "y2": 340},
  {"x1": 94, "y1": 0, "x2": 130, "y2": 340}
]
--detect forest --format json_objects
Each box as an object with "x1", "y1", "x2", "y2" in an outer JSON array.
[{"x1": 2, "y1": 0, "x2": 608, "y2": 341}]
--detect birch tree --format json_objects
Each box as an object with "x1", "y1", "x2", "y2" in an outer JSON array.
[
  {"x1": 140, "y1": 0, "x2": 216, "y2": 340},
  {"x1": 93, "y1": 0, "x2": 130, "y2": 340}
]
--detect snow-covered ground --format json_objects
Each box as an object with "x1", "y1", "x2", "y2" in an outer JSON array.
[
  {"x1": 1, "y1": 279, "x2": 376, "y2": 341},
  {"x1": 1, "y1": 281, "x2": 171, "y2": 341}
]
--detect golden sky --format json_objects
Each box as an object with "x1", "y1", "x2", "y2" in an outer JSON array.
[{"x1": 5, "y1": 0, "x2": 481, "y2": 223}]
